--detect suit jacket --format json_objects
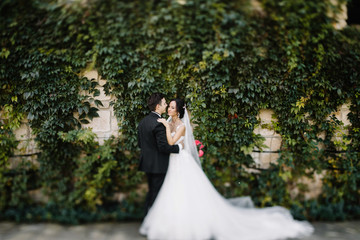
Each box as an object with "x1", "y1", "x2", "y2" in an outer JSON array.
[{"x1": 138, "y1": 112, "x2": 180, "y2": 173}]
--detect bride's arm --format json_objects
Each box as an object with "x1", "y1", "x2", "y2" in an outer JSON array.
[
  {"x1": 168, "y1": 125, "x2": 185, "y2": 145},
  {"x1": 157, "y1": 119, "x2": 185, "y2": 145}
]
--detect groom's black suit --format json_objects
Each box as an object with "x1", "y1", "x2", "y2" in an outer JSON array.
[{"x1": 138, "y1": 112, "x2": 179, "y2": 213}]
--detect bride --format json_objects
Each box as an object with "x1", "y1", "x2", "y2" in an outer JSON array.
[{"x1": 139, "y1": 98, "x2": 314, "y2": 240}]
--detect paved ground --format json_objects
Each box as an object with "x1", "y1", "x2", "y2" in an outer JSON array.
[{"x1": 0, "y1": 221, "x2": 359, "y2": 240}]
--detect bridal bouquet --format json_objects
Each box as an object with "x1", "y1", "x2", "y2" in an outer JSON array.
[{"x1": 195, "y1": 140, "x2": 204, "y2": 157}]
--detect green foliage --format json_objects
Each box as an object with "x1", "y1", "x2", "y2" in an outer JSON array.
[
  {"x1": 7, "y1": 160, "x2": 36, "y2": 209},
  {"x1": 59, "y1": 131, "x2": 143, "y2": 212},
  {"x1": 0, "y1": 0, "x2": 359, "y2": 223},
  {"x1": 0, "y1": 127, "x2": 18, "y2": 210}
]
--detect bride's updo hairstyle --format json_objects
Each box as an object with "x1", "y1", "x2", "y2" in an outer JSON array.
[{"x1": 171, "y1": 98, "x2": 185, "y2": 118}]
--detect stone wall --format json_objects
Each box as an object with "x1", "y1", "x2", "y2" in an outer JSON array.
[
  {"x1": 10, "y1": 70, "x2": 120, "y2": 166},
  {"x1": 251, "y1": 105, "x2": 351, "y2": 200},
  {"x1": 82, "y1": 70, "x2": 119, "y2": 145},
  {"x1": 10, "y1": 69, "x2": 351, "y2": 169},
  {"x1": 11, "y1": 118, "x2": 38, "y2": 168},
  {"x1": 330, "y1": 0, "x2": 348, "y2": 30},
  {"x1": 252, "y1": 104, "x2": 351, "y2": 169},
  {"x1": 9, "y1": 0, "x2": 350, "y2": 164},
  {"x1": 8, "y1": 69, "x2": 352, "y2": 201}
]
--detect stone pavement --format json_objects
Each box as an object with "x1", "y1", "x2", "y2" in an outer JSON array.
[{"x1": 0, "y1": 221, "x2": 359, "y2": 240}]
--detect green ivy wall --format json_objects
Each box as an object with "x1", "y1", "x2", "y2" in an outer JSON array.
[{"x1": 0, "y1": 0, "x2": 359, "y2": 223}]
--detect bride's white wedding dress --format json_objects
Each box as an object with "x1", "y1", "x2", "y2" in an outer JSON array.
[{"x1": 140, "y1": 111, "x2": 313, "y2": 240}]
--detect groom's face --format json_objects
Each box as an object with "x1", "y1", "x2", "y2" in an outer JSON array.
[{"x1": 158, "y1": 98, "x2": 168, "y2": 114}]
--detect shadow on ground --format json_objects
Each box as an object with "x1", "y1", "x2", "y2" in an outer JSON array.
[{"x1": 0, "y1": 221, "x2": 359, "y2": 240}]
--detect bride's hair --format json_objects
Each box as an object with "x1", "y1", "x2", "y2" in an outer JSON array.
[{"x1": 171, "y1": 98, "x2": 185, "y2": 118}]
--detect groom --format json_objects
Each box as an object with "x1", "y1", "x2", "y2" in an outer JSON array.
[{"x1": 138, "y1": 93, "x2": 182, "y2": 214}]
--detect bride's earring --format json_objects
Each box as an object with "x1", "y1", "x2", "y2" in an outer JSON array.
[{"x1": 178, "y1": 113, "x2": 180, "y2": 118}]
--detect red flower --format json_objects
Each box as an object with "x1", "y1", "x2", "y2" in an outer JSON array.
[
  {"x1": 195, "y1": 140, "x2": 205, "y2": 157},
  {"x1": 199, "y1": 150, "x2": 204, "y2": 157}
]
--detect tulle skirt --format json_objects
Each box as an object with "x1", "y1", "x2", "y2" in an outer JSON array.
[{"x1": 139, "y1": 150, "x2": 314, "y2": 240}]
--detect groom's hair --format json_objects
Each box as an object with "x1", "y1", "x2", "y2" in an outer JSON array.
[{"x1": 148, "y1": 93, "x2": 164, "y2": 111}]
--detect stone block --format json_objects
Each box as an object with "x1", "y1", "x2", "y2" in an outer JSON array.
[
  {"x1": 259, "y1": 127, "x2": 275, "y2": 137},
  {"x1": 29, "y1": 155, "x2": 40, "y2": 168},
  {"x1": 304, "y1": 172, "x2": 323, "y2": 200},
  {"x1": 99, "y1": 78, "x2": 107, "y2": 86},
  {"x1": 176, "y1": 0, "x2": 186, "y2": 5},
  {"x1": 83, "y1": 70, "x2": 99, "y2": 81},
  {"x1": 96, "y1": 137, "x2": 105, "y2": 145},
  {"x1": 258, "y1": 109, "x2": 276, "y2": 123},
  {"x1": 253, "y1": 127, "x2": 260, "y2": 135},
  {"x1": 270, "y1": 153, "x2": 279, "y2": 163},
  {"x1": 84, "y1": 110, "x2": 111, "y2": 132},
  {"x1": 27, "y1": 139, "x2": 39, "y2": 154},
  {"x1": 14, "y1": 124, "x2": 29, "y2": 140},
  {"x1": 110, "y1": 116, "x2": 119, "y2": 131},
  {"x1": 259, "y1": 152, "x2": 271, "y2": 168},
  {"x1": 94, "y1": 131, "x2": 105, "y2": 139},
  {"x1": 135, "y1": 183, "x2": 149, "y2": 196},
  {"x1": 316, "y1": 132, "x2": 326, "y2": 150},
  {"x1": 96, "y1": 86, "x2": 111, "y2": 101},
  {"x1": 21, "y1": 118, "x2": 29, "y2": 123},
  {"x1": 317, "y1": 131, "x2": 326, "y2": 140},
  {"x1": 270, "y1": 137, "x2": 281, "y2": 151},
  {"x1": 330, "y1": 0, "x2": 347, "y2": 30},
  {"x1": 317, "y1": 142, "x2": 325, "y2": 150},
  {"x1": 335, "y1": 111, "x2": 342, "y2": 121},
  {"x1": 95, "y1": 132, "x2": 113, "y2": 145},
  {"x1": 14, "y1": 138, "x2": 38, "y2": 156},
  {"x1": 251, "y1": 152, "x2": 260, "y2": 166},
  {"x1": 327, "y1": 103, "x2": 351, "y2": 125},
  {"x1": 263, "y1": 137, "x2": 272, "y2": 151},
  {"x1": 9, "y1": 156, "x2": 22, "y2": 169},
  {"x1": 111, "y1": 129, "x2": 119, "y2": 138},
  {"x1": 110, "y1": 105, "x2": 117, "y2": 117},
  {"x1": 98, "y1": 100, "x2": 110, "y2": 109},
  {"x1": 290, "y1": 171, "x2": 324, "y2": 200},
  {"x1": 13, "y1": 140, "x2": 29, "y2": 155},
  {"x1": 341, "y1": 105, "x2": 351, "y2": 126},
  {"x1": 112, "y1": 192, "x2": 126, "y2": 202}
]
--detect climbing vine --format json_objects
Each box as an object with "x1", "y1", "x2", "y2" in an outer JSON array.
[{"x1": 0, "y1": 0, "x2": 359, "y2": 223}]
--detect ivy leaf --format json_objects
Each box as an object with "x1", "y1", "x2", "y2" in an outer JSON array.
[
  {"x1": 23, "y1": 92, "x2": 32, "y2": 99},
  {"x1": 80, "y1": 119, "x2": 90, "y2": 124},
  {"x1": 93, "y1": 89, "x2": 100, "y2": 97},
  {"x1": 337, "y1": 89, "x2": 342, "y2": 96},
  {"x1": 27, "y1": 112, "x2": 34, "y2": 120},
  {"x1": 95, "y1": 100, "x2": 103, "y2": 107},
  {"x1": 228, "y1": 88, "x2": 239, "y2": 94},
  {"x1": 83, "y1": 105, "x2": 89, "y2": 114}
]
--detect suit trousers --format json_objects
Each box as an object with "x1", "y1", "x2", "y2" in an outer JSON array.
[{"x1": 145, "y1": 172, "x2": 166, "y2": 215}]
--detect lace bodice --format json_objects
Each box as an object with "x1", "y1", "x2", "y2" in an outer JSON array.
[{"x1": 171, "y1": 123, "x2": 185, "y2": 145}]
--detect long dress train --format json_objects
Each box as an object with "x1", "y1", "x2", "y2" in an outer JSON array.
[{"x1": 140, "y1": 134, "x2": 313, "y2": 240}]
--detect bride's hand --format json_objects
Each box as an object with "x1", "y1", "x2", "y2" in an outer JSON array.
[{"x1": 157, "y1": 118, "x2": 169, "y2": 128}]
